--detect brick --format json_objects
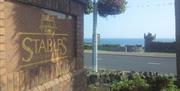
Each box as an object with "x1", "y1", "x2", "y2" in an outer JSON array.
[
  {"x1": 59, "y1": 77, "x2": 63, "y2": 82},
  {"x1": 0, "y1": 75, "x2": 7, "y2": 91},
  {"x1": 43, "y1": 82, "x2": 51, "y2": 89},
  {"x1": 7, "y1": 73, "x2": 14, "y2": 91},
  {"x1": 0, "y1": 60, "x2": 5, "y2": 67},
  {"x1": 0, "y1": 35, "x2": 5, "y2": 43},
  {"x1": 0, "y1": 28, "x2": 5, "y2": 34},
  {"x1": 0, "y1": 3, "x2": 4, "y2": 10},
  {"x1": 0, "y1": 0, "x2": 4, "y2": 2},
  {"x1": 0, "y1": 44, "x2": 5, "y2": 52},
  {"x1": 49, "y1": 81, "x2": 55, "y2": 88},
  {"x1": 13, "y1": 72, "x2": 20, "y2": 91},
  {"x1": 0, "y1": 67, "x2": 6, "y2": 75},
  {"x1": 37, "y1": 85, "x2": 45, "y2": 91},
  {"x1": 54, "y1": 79, "x2": 59, "y2": 84},
  {"x1": 0, "y1": 19, "x2": 5, "y2": 27},
  {"x1": 33, "y1": 87, "x2": 39, "y2": 91},
  {"x1": 0, "y1": 52, "x2": 5, "y2": 60},
  {"x1": 0, "y1": 12, "x2": 5, "y2": 19}
]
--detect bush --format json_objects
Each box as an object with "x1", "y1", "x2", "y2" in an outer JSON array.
[
  {"x1": 84, "y1": 44, "x2": 92, "y2": 50},
  {"x1": 85, "y1": 0, "x2": 93, "y2": 14},
  {"x1": 85, "y1": 0, "x2": 127, "y2": 17},
  {"x1": 87, "y1": 70, "x2": 180, "y2": 91},
  {"x1": 111, "y1": 73, "x2": 149, "y2": 91},
  {"x1": 97, "y1": 0, "x2": 127, "y2": 17}
]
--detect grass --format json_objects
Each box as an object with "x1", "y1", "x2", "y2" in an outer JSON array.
[{"x1": 88, "y1": 84, "x2": 110, "y2": 91}]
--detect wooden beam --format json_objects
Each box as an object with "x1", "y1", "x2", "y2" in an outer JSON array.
[{"x1": 175, "y1": 0, "x2": 180, "y2": 86}]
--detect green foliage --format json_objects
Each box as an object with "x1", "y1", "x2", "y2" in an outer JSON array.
[
  {"x1": 84, "y1": 44, "x2": 92, "y2": 50},
  {"x1": 97, "y1": 0, "x2": 127, "y2": 17},
  {"x1": 98, "y1": 44, "x2": 123, "y2": 51},
  {"x1": 85, "y1": 0, "x2": 93, "y2": 14},
  {"x1": 146, "y1": 75, "x2": 177, "y2": 91},
  {"x1": 84, "y1": 44, "x2": 123, "y2": 51},
  {"x1": 88, "y1": 84, "x2": 110, "y2": 91},
  {"x1": 87, "y1": 73, "x2": 98, "y2": 85},
  {"x1": 84, "y1": 0, "x2": 127, "y2": 17},
  {"x1": 111, "y1": 73, "x2": 149, "y2": 91},
  {"x1": 87, "y1": 70, "x2": 180, "y2": 91}
]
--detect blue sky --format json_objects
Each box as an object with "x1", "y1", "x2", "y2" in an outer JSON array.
[{"x1": 84, "y1": 0, "x2": 175, "y2": 39}]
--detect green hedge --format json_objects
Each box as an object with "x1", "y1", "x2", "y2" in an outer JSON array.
[{"x1": 87, "y1": 70, "x2": 180, "y2": 91}]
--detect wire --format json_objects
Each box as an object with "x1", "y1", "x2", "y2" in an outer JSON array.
[{"x1": 127, "y1": 2, "x2": 174, "y2": 8}]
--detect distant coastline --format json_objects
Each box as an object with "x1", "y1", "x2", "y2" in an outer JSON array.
[{"x1": 84, "y1": 38, "x2": 175, "y2": 46}]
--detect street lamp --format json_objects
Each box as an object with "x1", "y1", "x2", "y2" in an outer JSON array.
[
  {"x1": 91, "y1": 0, "x2": 127, "y2": 72},
  {"x1": 92, "y1": 0, "x2": 98, "y2": 72}
]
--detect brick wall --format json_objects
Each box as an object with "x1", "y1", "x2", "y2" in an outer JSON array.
[
  {"x1": 0, "y1": 0, "x2": 87, "y2": 91},
  {"x1": 175, "y1": 0, "x2": 180, "y2": 86},
  {"x1": 0, "y1": 1, "x2": 7, "y2": 91}
]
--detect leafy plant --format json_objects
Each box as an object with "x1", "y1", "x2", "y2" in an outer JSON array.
[
  {"x1": 97, "y1": 0, "x2": 127, "y2": 17},
  {"x1": 111, "y1": 73, "x2": 149, "y2": 91},
  {"x1": 85, "y1": 0, "x2": 127, "y2": 17},
  {"x1": 87, "y1": 70, "x2": 180, "y2": 91},
  {"x1": 85, "y1": 0, "x2": 93, "y2": 14}
]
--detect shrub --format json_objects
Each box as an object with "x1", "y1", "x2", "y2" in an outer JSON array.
[
  {"x1": 84, "y1": 44, "x2": 92, "y2": 50},
  {"x1": 111, "y1": 73, "x2": 149, "y2": 91},
  {"x1": 97, "y1": 0, "x2": 127, "y2": 17},
  {"x1": 87, "y1": 70, "x2": 180, "y2": 91},
  {"x1": 85, "y1": 0, "x2": 127, "y2": 17}
]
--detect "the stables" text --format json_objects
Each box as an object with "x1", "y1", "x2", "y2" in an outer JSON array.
[{"x1": 20, "y1": 33, "x2": 68, "y2": 63}]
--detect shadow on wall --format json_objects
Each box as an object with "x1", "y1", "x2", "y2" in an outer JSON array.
[{"x1": 2, "y1": 1, "x2": 77, "y2": 91}]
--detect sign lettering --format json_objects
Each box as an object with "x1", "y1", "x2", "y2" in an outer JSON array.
[{"x1": 19, "y1": 14, "x2": 69, "y2": 68}]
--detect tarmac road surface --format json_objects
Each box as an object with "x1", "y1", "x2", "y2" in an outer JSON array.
[{"x1": 84, "y1": 53, "x2": 177, "y2": 74}]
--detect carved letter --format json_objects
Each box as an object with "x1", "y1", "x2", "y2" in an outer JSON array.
[
  {"x1": 47, "y1": 39, "x2": 53, "y2": 52},
  {"x1": 57, "y1": 38, "x2": 67, "y2": 55},
  {"x1": 38, "y1": 40, "x2": 47, "y2": 53},
  {"x1": 22, "y1": 37, "x2": 33, "y2": 62},
  {"x1": 33, "y1": 39, "x2": 40, "y2": 54}
]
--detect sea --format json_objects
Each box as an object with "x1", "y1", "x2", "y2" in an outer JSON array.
[{"x1": 84, "y1": 38, "x2": 175, "y2": 46}]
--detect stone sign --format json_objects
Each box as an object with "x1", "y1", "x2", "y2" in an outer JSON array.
[
  {"x1": 18, "y1": 10, "x2": 74, "y2": 69},
  {"x1": 0, "y1": 0, "x2": 87, "y2": 91}
]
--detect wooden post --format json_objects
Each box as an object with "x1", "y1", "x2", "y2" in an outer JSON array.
[{"x1": 175, "y1": 0, "x2": 180, "y2": 86}]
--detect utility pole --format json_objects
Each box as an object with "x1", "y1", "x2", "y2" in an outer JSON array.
[{"x1": 92, "y1": 0, "x2": 98, "y2": 72}]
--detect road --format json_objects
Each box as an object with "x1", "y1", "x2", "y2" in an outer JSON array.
[{"x1": 84, "y1": 53, "x2": 177, "y2": 74}]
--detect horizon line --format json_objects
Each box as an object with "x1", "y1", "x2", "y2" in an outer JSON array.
[{"x1": 84, "y1": 38, "x2": 176, "y2": 39}]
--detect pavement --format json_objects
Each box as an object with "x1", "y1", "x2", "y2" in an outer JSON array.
[{"x1": 84, "y1": 50, "x2": 176, "y2": 58}]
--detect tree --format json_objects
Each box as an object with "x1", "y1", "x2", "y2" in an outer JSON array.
[
  {"x1": 85, "y1": 0, "x2": 127, "y2": 17},
  {"x1": 84, "y1": 0, "x2": 94, "y2": 14}
]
